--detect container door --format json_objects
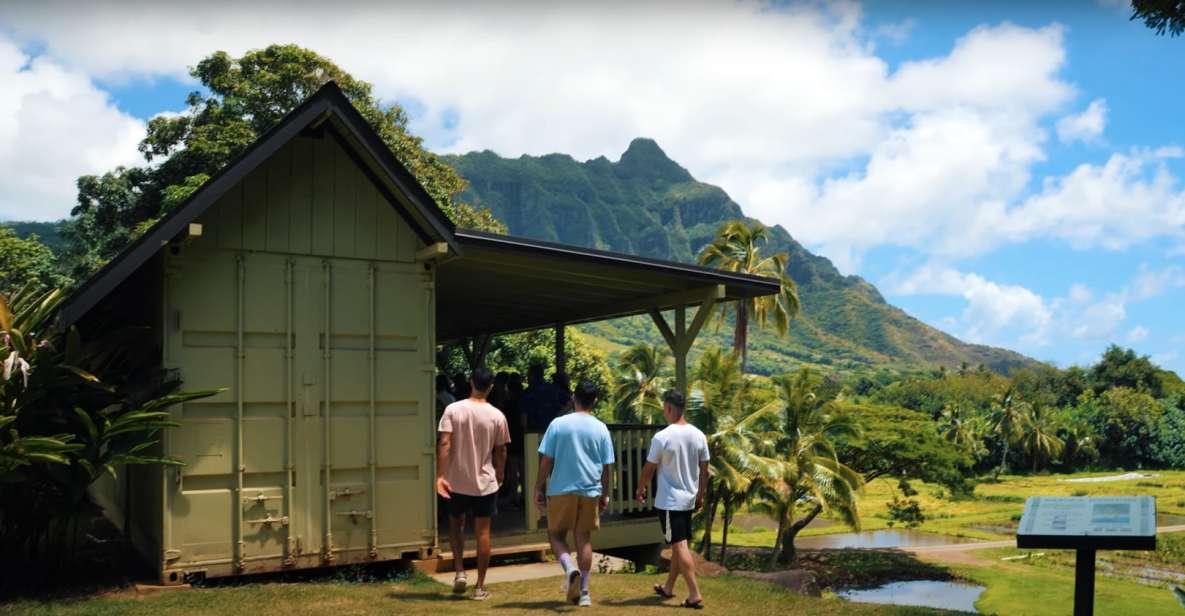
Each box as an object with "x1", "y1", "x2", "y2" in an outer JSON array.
[
  {"x1": 165, "y1": 251, "x2": 297, "y2": 571},
  {"x1": 292, "y1": 257, "x2": 434, "y2": 562}
]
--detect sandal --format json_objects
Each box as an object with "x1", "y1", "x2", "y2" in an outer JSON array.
[
  {"x1": 681, "y1": 598, "x2": 705, "y2": 609},
  {"x1": 653, "y1": 584, "x2": 676, "y2": 599}
]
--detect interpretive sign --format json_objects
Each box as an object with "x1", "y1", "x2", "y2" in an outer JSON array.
[
  {"x1": 1018, "y1": 496, "x2": 1155, "y2": 549},
  {"x1": 1016, "y1": 496, "x2": 1156, "y2": 616}
]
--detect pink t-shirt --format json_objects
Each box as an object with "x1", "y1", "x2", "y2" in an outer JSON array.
[{"x1": 438, "y1": 398, "x2": 511, "y2": 497}]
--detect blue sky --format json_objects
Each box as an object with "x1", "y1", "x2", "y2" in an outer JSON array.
[{"x1": 0, "y1": 1, "x2": 1182, "y2": 374}]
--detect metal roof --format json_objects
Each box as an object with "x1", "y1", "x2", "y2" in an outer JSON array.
[{"x1": 436, "y1": 230, "x2": 780, "y2": 341}]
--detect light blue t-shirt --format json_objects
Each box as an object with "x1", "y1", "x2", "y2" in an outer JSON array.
[{"x1": 538, "y1": 412, "x2": 615, "y2": 498}]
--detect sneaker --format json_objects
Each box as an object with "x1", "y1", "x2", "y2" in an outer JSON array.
[
  {"x1": 452, "y1": 572, "x2": 467, "y2": 594},
  {"x1": 472, "y1": 587, "x2": 491, "y2": 601},
  {"x1": 564, "y1": 570, "x2": 583, "y2": 604},
  {"x1": 578, "y1": 591, "x2": 592, "y2": 607},
  {"x1": 565, "y1": 568, "x2": 582, "y2": 604}
]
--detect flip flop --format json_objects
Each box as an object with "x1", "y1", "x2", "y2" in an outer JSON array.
[
  {"x1": 653, "y1": 584, "x2": 676, "y2": 599},
  {"x1": 681, "y1": 598, "x2": 705, "y2": 609}
]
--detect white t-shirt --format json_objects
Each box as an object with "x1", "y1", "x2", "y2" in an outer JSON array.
[{"x1": 646, "y1": 423, "x2": 710, "y2": 511}]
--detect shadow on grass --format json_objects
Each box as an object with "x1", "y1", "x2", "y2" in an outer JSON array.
[
  {"x1": 599, "y1": 595, "x2": 679, "y2": 608},
  {"x1": 386, "y1": 590, "x2": 469, "y2": 603}
]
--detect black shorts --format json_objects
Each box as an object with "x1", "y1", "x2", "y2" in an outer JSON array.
[
  {"x1": 447, "y1": 492, "x2": 498, "y2": 519},
  {"x1": 657, "y1": 508, "x2": 693, "y2": 545}
]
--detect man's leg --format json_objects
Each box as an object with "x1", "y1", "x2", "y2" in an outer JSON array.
[
  {"x1": 574, "y1": 530, "x2": 593, "y2": 593},
  {"x1": 448, "y1": 514, "x2": 466, "y2": 574},
  {"x1": 548, "y1": 530, "x2": 572, "y2": 569},
  {"x1": 673, "y1": 540, "x2": 703, "y2": 602},
  {"x1": 663, "y1": 545, "x2": 679, "y2": 594},
  {"x1": 474, "y1": 517, "x2": 492, "y2": 589}
]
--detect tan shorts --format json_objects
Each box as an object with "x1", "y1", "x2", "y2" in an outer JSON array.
[{"x1": 547, "y1": 494, "x2": 601, "y2": 533}]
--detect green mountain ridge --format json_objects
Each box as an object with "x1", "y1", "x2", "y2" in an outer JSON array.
[{"x1": 445, "y1": 138, "x2": 1039, "y2": 375}]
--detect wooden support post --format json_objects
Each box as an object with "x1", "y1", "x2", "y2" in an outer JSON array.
[
  {"x1": 675, "y1": 306, "x2": 687, "y2": 397},
  {"x1": 648, "y1": 286, "x2": 721, "y2": 399},
  {"x1": 555, "y1": 324, "x2": 567, "y2": 376}
]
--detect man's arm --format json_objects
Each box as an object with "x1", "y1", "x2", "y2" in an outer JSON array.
[
  {"x1": 493, "y1": 444, "x2": 508, "y2": 486},
  {"x1": 635, "y1": 461, "x2": 658, "y2": 503},
  {"x1": 534, "y1": 455, "x2": 554, "y2": 507},
  {"x1": 695, "y1": 460, "x2": 709, "y2": 511},
  {"x1": 599, "y1": 464, "x2": 613, "y2": 512},
  {"x1": 435, "y1": 432, "x2": 452, "y2": 499}
]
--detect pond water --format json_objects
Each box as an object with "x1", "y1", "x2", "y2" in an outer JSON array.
[
  {"x1": 795, "y1": 529, "x2": 978, "y2": 550},
  {"x1": 839, "y1": 580, "x2": 985, "y2": 613}
]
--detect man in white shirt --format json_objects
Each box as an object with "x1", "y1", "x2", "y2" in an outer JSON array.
[{"x1": 635, "y1": 389, "x2": 709, "y2": 609}]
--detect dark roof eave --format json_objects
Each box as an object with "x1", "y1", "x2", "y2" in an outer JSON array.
[{"x1": 453, "y1": 229, "x2": 782, "y2": 296}]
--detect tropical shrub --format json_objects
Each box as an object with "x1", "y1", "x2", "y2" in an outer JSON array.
[{"x1": 0, "y1": 285, "x2": 219, "y2": 590}]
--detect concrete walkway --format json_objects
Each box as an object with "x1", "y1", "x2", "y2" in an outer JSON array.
[{"x1": 427, "y1": 553, "x2": 632, "y2": 586}]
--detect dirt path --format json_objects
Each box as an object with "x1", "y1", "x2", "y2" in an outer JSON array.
[{"x1": 902, "y1": 524, "x2": 1185, "y2": 567}]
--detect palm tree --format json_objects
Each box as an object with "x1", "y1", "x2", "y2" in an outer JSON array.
[
  {"x1": 611, "y1": 344, "x2": 669, "y2": 424},
  {"x1": 1058, "y1": 417, "x2": 1098, "y2": 468},
  {"x1": 938, "y1": 402, "x2": 982, "y2": 451},
  {"x1": 687, "y1": 347, "x2": 777, "y2": 561},
  {"x1": 986, "y1": 390, "x2": 1027, "y2": 479},
  {"x1": 761, "y1": 368, "x2": 863, "y2": 565},
  {"x1": 1020, "y1": 404, "x2": 1064, "y2": 472},
  {"x1": 697, "y1": 221, "x2": 800, "y2": 371}
]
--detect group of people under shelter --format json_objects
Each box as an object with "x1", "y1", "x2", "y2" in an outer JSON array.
[{"x1": 435, "y1": 364, "x2": 709, "y2": 609}]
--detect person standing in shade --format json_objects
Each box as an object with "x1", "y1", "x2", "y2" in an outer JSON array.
[
  {"x1": 436, "y1": 367, "x2": 510, "y2": 601},
  {"x1": 534, "y1": 380, "x2": 614, "y2": 607},
  {"x1": 522, "y1": 362, "x2": 563, "y2": 432},
  {"x1": 635, "y1": 389, "x2": 709, "y2": 609}
]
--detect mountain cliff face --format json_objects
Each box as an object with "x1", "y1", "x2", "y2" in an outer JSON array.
[{"x1": 444, "y1": 139, "x2": 1037, "y2": 375}]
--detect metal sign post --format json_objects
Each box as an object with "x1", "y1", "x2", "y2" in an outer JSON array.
[{"x1": 1016, "y1": 496, "x2": 1156, "y2": 616}]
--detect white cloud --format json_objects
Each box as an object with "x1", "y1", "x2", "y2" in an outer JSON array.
[
  {"x1": 992, "y1": 148, "x2": 1185, "y2": 252},
  {"x1": 0, "y1": 4, "x2": 1079, "y2": 268},
  {"x1": 1056, "y1": 98, "x2": 1108, "y2": 144},
  {"x1": 0, "y1": 2, "x2": 1181, "y2": 278},
  {"x1": 889, "y1": 264, "x2": 1052, "y2": 345},
  {"x1": 1054, "y1": 265, "x2": 1183, "y2": 341},
  {"x1": 1068, "y1": 283, "x2": 1094, "y2": 303},
  {"x1": 0, "y1": 36, "x2": 144, "y2": 220}
]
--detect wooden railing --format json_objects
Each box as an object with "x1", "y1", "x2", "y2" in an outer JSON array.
[{"x1": 524, "y1": 424, "x2": 662, "y2": 531}]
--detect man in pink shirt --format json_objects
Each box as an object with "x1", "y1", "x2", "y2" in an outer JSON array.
[{"x1": 436, "y1": 367, "x2": 511, "y2": 600}]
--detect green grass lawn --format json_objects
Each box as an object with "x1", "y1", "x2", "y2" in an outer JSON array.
[
  {"x1": 954, "y1": 560, "x2": 1183, "y2": 616},
  {"x1": 1, "y1": 573, "x2": 960, "y2": 616},
  {"x1": 720, "y1": 470, "x2": 1185, "y2": 549}
]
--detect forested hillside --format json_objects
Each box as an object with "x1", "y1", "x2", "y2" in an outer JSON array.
[{"x1": 446, "y1": 139, "x2": 1037, "y2": 375}]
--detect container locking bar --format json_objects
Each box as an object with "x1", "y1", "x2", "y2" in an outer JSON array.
[
  {"x1": 329, "y1": 487, "x2": 365, "y2": 501},
  {"x1": 334, "y1": 510, "x2": 374, "y2": 521},
  {"x1": 245, "y1": 515, "x2": 290, "y2": 527},
  {"x1": 243, "y1": 492, "x2": 283, "y2": 504}
]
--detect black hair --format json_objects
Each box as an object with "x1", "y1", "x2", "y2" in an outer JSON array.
[
  {"x1": 661, "y1": 389, "x2": 686, "y2": 414},
  {"x1": 527, "y1": 363, "x2": 545, "y2": 381},
  {"x1": 435, "y1": 374, "x2": 450, "y2": 390},
  {"x1": 573, "y1": 379, "x2": 599, "y2": 409},
  {"x1": 470, "y1": 366, "x2": 495, "y2": 392}
]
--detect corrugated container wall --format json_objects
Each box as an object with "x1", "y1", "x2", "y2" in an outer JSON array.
[{"x1": 134, "y1": 133, "x2": 437, "y2": 583}]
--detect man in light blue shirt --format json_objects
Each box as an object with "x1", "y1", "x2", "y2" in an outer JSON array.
[{"x1": 534, "y1": 379, "x2": 614, "y2": 607}]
